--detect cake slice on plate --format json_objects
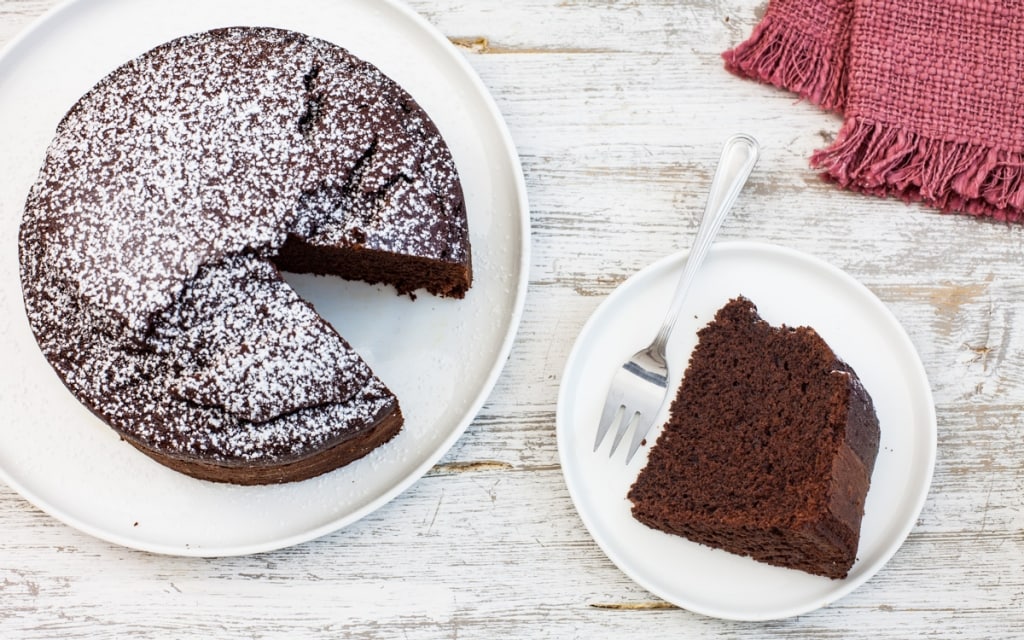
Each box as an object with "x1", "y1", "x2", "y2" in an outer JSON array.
[{"x1": 628, "y1": 296, "x2": 880, "y2": 579}]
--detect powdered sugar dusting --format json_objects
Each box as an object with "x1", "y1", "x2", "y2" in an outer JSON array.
[
  {"x1": 18, "y1": 27, "x2": 470, "y2": 468},
  {"x1": 151, "y1": 255, "x2": 373, "y2": 424}
]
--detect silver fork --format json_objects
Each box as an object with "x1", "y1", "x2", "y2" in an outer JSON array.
[{"x1": 594, "y1": 133, "x2": 760, "y2": 463}]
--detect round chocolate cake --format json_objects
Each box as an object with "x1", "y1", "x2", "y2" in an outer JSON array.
[{"x1": 18, "y1": 27, "x2": 472, "y2": 484}]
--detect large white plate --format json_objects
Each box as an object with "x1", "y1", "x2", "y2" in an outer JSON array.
[
  {"x1": 0, "y1": 0, "x2": 528, "y2": 555},
  {"x1": 557, "y1": 241, "x2": 936, "y2": 621}
]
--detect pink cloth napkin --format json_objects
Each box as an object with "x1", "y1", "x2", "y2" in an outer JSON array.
[{"x1": 724, "y1": 0, "x2": 1024, "y2": 222}]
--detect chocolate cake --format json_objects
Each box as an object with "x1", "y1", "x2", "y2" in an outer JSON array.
[
  {"x1": 18, "y1": 27, "x2": 471, "y2": 484},
  {"x1": 628, "y1": 297, "x2": 880, "y2": 579}
]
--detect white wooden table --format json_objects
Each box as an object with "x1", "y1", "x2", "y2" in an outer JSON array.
[{"x1": 1, "y1": 0, "x2": 1022, "y2": 636}]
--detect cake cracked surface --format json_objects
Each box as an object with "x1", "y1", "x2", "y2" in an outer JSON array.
[{"x1": 18, "y1": 27, "x2": 472, "y2": 484}]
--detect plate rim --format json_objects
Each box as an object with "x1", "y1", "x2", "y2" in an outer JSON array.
[
  {"x1": 556, "y1": 240, "x2": 937, "y2": 620},
  {"x1": 0, "y1": 0, "x2": 531, "y2": 557}
]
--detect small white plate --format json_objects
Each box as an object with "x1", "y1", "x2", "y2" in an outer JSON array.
[
  {"x1": 0, "y1": 0, "x2": 528, "y2": 555},
  {"x1": 557, "y1": 241, "x2": 936, "y2": 620}
]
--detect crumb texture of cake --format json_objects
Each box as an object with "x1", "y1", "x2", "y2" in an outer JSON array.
[
  {"x1": 627, "y1": 296, "x2": 880, "y2": 579},
  {"x1": 18, "y1": 27, "x2": 472, "y2": 484}
]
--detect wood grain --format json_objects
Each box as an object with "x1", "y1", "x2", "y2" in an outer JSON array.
[{"x1": 1, "y1": 0, "x2": 1022, "y2": 637}]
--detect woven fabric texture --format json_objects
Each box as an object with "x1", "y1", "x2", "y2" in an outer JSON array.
[{"x1": 724, "y1": 0, "x2": 1024, "y2": 221}]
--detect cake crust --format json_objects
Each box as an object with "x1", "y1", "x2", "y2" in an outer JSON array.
[
  {"x1": 18, "y1": 27, "x2": 471, "y2": 484},
  {"x1": 125, "y1": 406, "x2": 405, "y2": 485},
  {"x1": 628, "y1": 296, "x2": 880, "y2": 579}
]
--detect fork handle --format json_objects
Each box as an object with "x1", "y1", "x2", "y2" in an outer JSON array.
[{"x1": 650, "y1": 134, "x2": 760, "y2": 356}]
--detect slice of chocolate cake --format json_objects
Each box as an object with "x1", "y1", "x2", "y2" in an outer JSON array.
[{"x1": 628, "y1": 296, "x2": 880, "y2": 579}]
